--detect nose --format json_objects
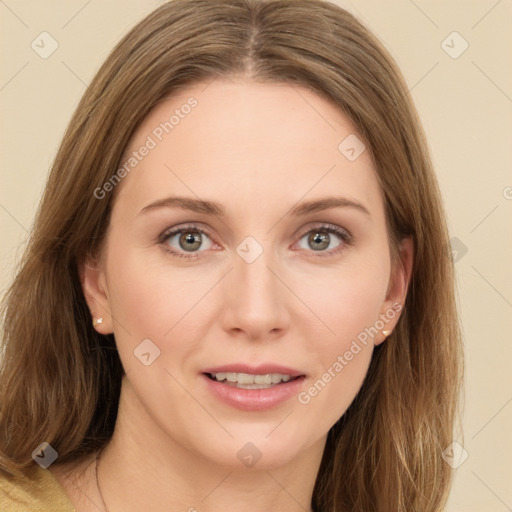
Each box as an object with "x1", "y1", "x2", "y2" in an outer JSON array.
[{"x1": 219, "y1": 250, "x2": 291, "y2": 341}]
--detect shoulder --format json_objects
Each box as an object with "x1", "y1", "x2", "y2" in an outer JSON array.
[{"x1": 0, "y1": 465, "x2": 76, "y2": 511}]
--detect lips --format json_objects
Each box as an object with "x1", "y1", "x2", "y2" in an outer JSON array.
[{"x1": 200, "y1": 363, "x2": 307, "y2": 411}]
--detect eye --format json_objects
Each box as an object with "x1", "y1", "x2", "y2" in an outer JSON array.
[
  {"x1": 296, "y1": 224, "x2": 352, "y2": 256},
  {"x1": 158, "y1": 223, "x2": 352, "y2": 260},
  {"x1": 159, "y1": 225, "x2": 214, "y2": 259}
]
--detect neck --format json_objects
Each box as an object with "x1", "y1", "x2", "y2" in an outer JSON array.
[{"x1": 97, "y1": 376, "x2": 324, "y2": 512}]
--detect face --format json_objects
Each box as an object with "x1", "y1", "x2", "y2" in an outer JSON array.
[{"x1": 83, "y1": 78, "x2": 411, "y2": 470}]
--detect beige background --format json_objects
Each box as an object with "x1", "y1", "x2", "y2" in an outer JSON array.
[{"x1": 1, "y1": 1, "x2": 511, "y2": 510}]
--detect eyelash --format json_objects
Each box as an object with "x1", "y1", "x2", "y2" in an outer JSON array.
[{"x1": 158, "y1": 223, "x2": 353, "y2": 260}]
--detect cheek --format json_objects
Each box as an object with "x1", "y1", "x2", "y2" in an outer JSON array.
[
  {"x1": 293, "y1": 256, "x2": 389, "y2": 418},
  {"x1": 294, "y1": 253, "x2": 390, "y2": 343},
  {"x1": 105, "y1": 244, "x2": 209, "y2": 336},
  {"x1": 103, "y1": 243, "x2": 220, "y2": 382},
  {"x1": 295, "y1": 304, "x2": 377, "y2": 431}
]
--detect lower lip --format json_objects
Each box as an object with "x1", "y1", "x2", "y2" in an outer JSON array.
[{"x1": 201, "y1": 374, "x2": 306, "y2": 412}]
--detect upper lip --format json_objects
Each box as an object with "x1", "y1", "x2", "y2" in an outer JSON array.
[{"x1": 202, "y1": 363, "x2": 306, "y2": 378}]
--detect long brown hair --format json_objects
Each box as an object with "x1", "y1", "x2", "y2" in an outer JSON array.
[{"x1": 0, "y1": 1, "x2": 464, "y2": 510}]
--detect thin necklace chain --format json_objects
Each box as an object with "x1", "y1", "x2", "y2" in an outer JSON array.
[
  {"x1": 95, "y1": 450, "x2": 110, "y2": 512},
  {"x1": 94, "y1": 449, "x2": 315, "y2": 512}
]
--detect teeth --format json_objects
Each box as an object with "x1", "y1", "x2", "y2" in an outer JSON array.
[
  {"x1": 271, "y1": 373, "x2": 282, "y2": 384},
  {"x1": 237, "y1": 373, "x2": 256, "y2": 385},
  {"x1": 254, "y1": 374, "x2": 272, "y2": 385},
  {"x1": 210, "y1": 372, "x2": 294, "y2": 387}
]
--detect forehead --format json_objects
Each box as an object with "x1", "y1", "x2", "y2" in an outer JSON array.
[{"x1": 115, "y1": 78, "x2": 381, "y2": 217}]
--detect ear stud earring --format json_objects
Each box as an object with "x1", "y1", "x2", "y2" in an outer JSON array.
[
  {"x1": 93, "y1": 318, "x2": 103, "y2": 327},
  {"x1": 382, "y1": 330, "x2": 392, "y2": 337}
]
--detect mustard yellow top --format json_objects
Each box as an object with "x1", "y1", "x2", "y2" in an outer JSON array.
[{"x1": 0, "y1": 466, "x2": 76, "y2": 511}]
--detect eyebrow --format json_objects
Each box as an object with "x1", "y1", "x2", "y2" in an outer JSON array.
[{"x1": 139, "y1": 195, "x2": 370, "y2": 217}]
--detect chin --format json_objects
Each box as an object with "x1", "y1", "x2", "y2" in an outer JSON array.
[{"x1": 187, "y1": 427, "x2": 312, "y2": 470}]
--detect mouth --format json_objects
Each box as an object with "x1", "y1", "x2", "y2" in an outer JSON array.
[
  {"x1": 203, "y1": 371, "x2": 304, "y2": 389},
  {"x1": 200, "y1": 367, "x2": 307, "y2": 411}
]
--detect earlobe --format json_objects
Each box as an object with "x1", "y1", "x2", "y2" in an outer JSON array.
[
  {"x1": 375, "y1": 236, "x2": 414, "y2": 345},
  {"x1": 80, "y1": 259, "x2": 113, "y2": 334}
]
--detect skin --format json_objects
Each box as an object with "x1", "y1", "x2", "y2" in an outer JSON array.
[{"x1": 50, "y1": 78, "x2": 413, "y2": 512}]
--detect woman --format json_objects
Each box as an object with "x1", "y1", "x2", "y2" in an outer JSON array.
[{"x1": 0, "y1": 0, "x2": 463, "y2": 510}]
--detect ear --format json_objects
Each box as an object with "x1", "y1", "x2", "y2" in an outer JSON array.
[
  {"x1": 80, "y1": 257, "x2": 113, "y2": 335},
  {"x1": 374, "y1": 236, "x2": 414, "y2": 346}
]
